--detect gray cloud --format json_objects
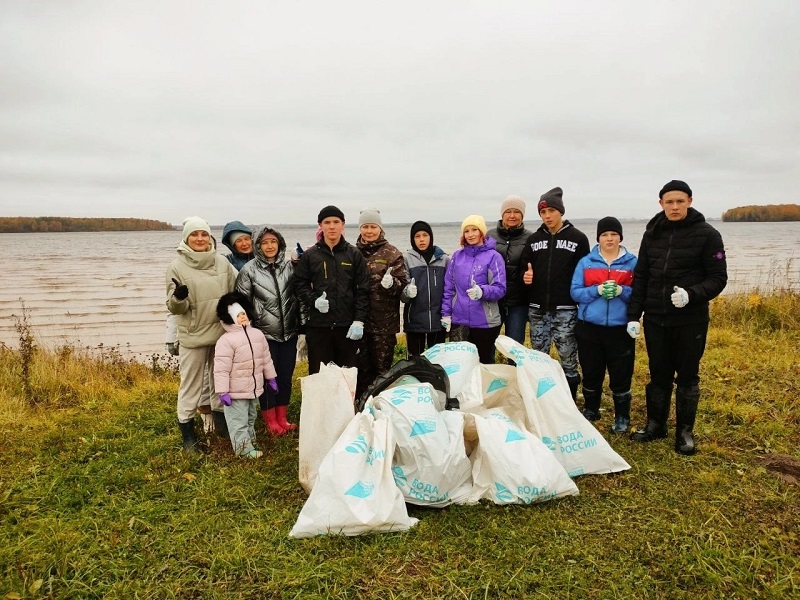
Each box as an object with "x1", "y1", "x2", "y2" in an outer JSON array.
[{"x1": 1, "y1": 0, "x2": 799, "y2": 225}]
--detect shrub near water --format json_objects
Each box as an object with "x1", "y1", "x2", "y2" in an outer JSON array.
[{"x1": 1, "y1": 293, "x2": 799, "y2": 598}]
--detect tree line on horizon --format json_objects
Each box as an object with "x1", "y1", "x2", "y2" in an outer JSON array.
[
  {"x1": 721, "y1": 204, "x2": 800, "y2": 222},
  {"x1": 0, "y1": 217, "x2": 175, "y2": 233}
]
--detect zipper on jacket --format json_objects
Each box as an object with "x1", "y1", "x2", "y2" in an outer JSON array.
[
  {"x1": 244, "y1": 326, "x2": 258, "y2": 399},
  {"x1": 662, "y1": 230, "x2": 674, "y2": 313},
  {"x1": 269, "y1": 266, "x2": 286, "y2": 341}
]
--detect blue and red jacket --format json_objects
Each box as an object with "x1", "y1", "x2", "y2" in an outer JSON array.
[{"x1": 570, "y1": 245, "x2": 637, "y2": 327}]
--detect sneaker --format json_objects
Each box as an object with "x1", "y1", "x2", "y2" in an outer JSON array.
[
  {"x1": 609, "y1": 417, "x2": 630, "y2": 434},
  {"x1": 244, "y1": 449, "x2": 263, "y2": 459},
  {"x1": 582, "y1": 409, "x2": 600, "y2": 422}
]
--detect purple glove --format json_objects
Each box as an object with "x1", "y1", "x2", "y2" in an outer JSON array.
[
  {"x1": 219, "y1": 393, "x2": 232, "y2": 407},
  {"x1": 267, "y1": 378, "x2": 279, "y2": 394}
]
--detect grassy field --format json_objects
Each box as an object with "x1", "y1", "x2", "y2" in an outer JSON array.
[{"x1": 1, "y1": 291, "x2": 798, "y2": 599}]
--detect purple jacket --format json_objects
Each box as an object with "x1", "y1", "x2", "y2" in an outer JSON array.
[{"x1": 442, "y1": 236, "x2": 506, "y2": 328}]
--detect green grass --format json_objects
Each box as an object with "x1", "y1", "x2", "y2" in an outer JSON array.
[{"x1": 1, "y1": 292, "x2": 799, "y2": 599}]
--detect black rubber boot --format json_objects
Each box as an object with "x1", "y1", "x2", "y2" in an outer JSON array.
[
  {"x1": 610, "y1": 391, "x2": 632, "y2": 434},
  {"x1": 630, "y1": 384, "x2": 670, "y2": 442},
  {"x1": 566, "y1": 375, "x2": 581, "y2": 403},
  {"x1": 178, "y1": 420, "x2": 200, "y2": 453},
  {"x1": 675, "y1": 385, "x2": 700, "y2": 455},
  {"x1": 581, "y1": 385, "x2": 602, "y2": 422},
  {"x1": 212, "y1": 410, "x2": 230, "y2": 439}
]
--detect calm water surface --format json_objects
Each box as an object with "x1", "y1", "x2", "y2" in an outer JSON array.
[{"x1": 1, "y1": 220, "x2": 797, "y2": 358}]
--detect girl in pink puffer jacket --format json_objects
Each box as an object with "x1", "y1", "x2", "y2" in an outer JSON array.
[{"x1": 214, "y1": 292, "x2": 277, "y2": 458}]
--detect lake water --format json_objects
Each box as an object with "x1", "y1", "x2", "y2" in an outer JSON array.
[{"x1": 1, "y1": 220, "x2": 797, "y2": 358}]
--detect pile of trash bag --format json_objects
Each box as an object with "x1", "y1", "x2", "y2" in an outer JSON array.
[{"x1": 290, "y1": 335, "x2": 630, "y2": 538}]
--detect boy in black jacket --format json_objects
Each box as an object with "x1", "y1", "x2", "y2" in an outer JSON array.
[
  {"x1": 520, "y1": 187, "x2": 590, "y2": 400},
  {"x1": 626, "y1": 180, "x2": 727, "y2": 455},
  {"x1": 294, "y1": 205, "x2": 371, "y2": 375}
]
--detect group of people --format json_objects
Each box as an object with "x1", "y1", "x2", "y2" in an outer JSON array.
[{"x1": 165, "y1": 178, "x2": 727, "y2": 459}]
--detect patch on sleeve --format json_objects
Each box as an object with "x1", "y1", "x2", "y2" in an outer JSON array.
[{"x1": 712, "y1": 250, "x2": 726, "y2": 260}]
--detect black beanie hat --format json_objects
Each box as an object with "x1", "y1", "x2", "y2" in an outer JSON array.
[
  {"x1": 596, "y1": 216, "x2": 623, "y2": 241},
  {"x1": 410, "y1": 220, "x2": 433, "y2": 248},
  {"x1": 537, "y1": 187, "x2": 565, "y2": 215},
  {"x1": 317, "y1": 205, "x2": 345, "y2": 223},
  {"x1": 659, "y1": 180, "x2": 692, "y2": 199}
]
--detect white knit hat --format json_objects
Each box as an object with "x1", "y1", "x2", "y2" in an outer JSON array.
[
  {"x1": 182, "y1": 216, "x2": 211, "y2": 243},
  {"x1": 227, "y1": 303, "x2": 247, "y2": 324},
  {"x1": 358, "y1": 208, "x2": 383, "y2": 228}
]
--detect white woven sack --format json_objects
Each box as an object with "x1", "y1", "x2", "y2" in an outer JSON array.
[
  {"x1": 422, "y1": 341, "x2": 480, "y2": 398},
  {"x1": 298, "y1": 363, "x2": 358, "y2": 493},
  {"x1": 372, "y1": 383, "x2": 473, "y2": 507},
  {"x1": 495, "y1": 336, "x2": 631, "y2": 477},
  {"x1": 469, "y1": 408, "x2": 578, "y2": 504},
  {"x1": 290, "y1": 410, "x2": 418, "y2": 538}
]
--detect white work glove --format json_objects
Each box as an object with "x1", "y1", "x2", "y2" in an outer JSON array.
[
  {"x1": 314, "y1": 291, "x2": 329, "y2": 313},
  {"x1": 467, "y1": 284, "x2": 483, "y2": 300},
  {"x1": 440, "y1": 316, "x2": 452, "y2": 332},
  {"x1": 626, "y1": 321, "x2": 641, "y2": 339},
  {"x1": 671, "y1": 286, "x2": 689, "y2": 308},
  {"x1": 296, "y1": 334, "x2": 308, "y2": 362},
  {"x1": 404, "y1": 278, "x2": 417, "y2": 299},
  {"x1": 346, "y1": 320, "x2": 364, "y2": 340},
  {"x1": 597, "y1": 283, "x2": 606, "y2": 297},
  {"x1": 380, "y1": 267, "x2": 394, "y2": 289}
]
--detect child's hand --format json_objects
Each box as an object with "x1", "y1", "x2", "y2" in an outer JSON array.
[{"x1": 219, "y1": 393, "x2": 232, "y2": 407}]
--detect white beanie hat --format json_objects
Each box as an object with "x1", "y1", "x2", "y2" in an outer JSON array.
[
  {"x1": 227, "y1": 302, "x2": 247, "y2": 324},
  {"x1": 182, "y1": 216, "x2": 211, "y2": 243},
  {"x1": 358, "y1": 208, "x2": 383, "y2": 228}
]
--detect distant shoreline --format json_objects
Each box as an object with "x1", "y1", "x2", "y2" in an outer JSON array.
[{"x1": 0, "y1": 217, "x2": 174, "y2": 234}]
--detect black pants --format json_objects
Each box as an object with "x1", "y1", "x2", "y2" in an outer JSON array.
[
  {"x1": 259, "y1": 337, "x2": 298, "y2": 410},
  {"x1": 575, "y1": 321, "x2": 634, "y2": 394},
  {"x1": 406, "y1": 331, "x2": 447, "y2": 357},
  {"x1": 306, "y1": 326, "x2": 361, "y2": 375},
  {"x1": 643, "y1": 319, "x2": 708, "y2": 388},
  {"x1": 450, "y1": 324, "x2": 502, "y2": 364}
]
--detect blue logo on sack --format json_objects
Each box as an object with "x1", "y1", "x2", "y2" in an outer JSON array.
[
  {"x1": 410, "y1": 419, "x2": 437, "y2": 436},
  {"x1": 495, "y1": 482, "x2": 514, "y2": 502},
  {"x1": 391, "y1": 388, "x2": 413, "y2": 405},
  {"x1": 443, "y1": 364, "x2": 460, "y2": 376},
  {"x1": 392, "y1": 466, "x2": 408, "y2": 487},
  {"x1": 486, "y1": 378, "x2": 507, "y2": 393},
  {"x1": 536, "y1": 376, "x2": 557, "y2": 397},
  {"x1": 344, "y1": 480, "x2": 375, "y2": 499},
  {"x1": 424, "y1": 346, "x2": 442, "y2": 360},
  {"x1": 345, "y1": 435, "x2": 369, "y2": 454},
  {"x1": 505, "y1": 428, "x2": 526, "y2": 443},
  {"x1": 541, "y1": 436, "x2": 556, "y2": 451}
]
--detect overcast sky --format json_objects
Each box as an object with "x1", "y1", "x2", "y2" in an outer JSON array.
[{"x1": 1, "y1": 1, "x2": 798, "y2": 225}]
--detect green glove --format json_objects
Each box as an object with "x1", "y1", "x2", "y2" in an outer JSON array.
[{"x1": 601, "y1": 281, "x2": 620, "y2": 300}]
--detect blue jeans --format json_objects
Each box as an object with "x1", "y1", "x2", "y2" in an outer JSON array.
[{"x1": 503, "y1": 305, "x2": 529, "y2": 344}]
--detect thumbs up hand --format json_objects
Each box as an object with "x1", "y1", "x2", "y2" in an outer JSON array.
[
  {"x1": 523, "y1": 263, "x2": 533, "y2": 285},
  {"x1": 314, "y1": 291, "x2": 329, "y2": 313},
  {"x1": 380, "y1": 266, "x2": 394, "y2": 289},
  {"x1": 405, "y1": 278, "x2": 417, "y2": 299},
  {"x1": 172, "y1": 277, "x2": 189, "y2": 300}
]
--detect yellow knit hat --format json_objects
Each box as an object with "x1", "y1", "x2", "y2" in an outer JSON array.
[{"x1": 461, "y1": 214, "x2": 487, "y2": 236}]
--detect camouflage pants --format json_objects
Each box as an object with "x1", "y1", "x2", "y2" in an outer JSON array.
[
  {"x1": 356, "y1": 332, "x2": 398, "y2": 398},
  {"x1": 528, "y1": 308, "x2": 579, "y2": 379}
]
